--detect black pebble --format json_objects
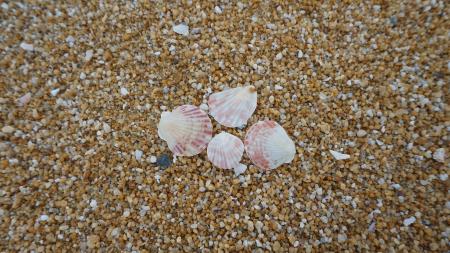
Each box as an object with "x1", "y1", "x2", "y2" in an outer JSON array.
[
  {"x1": 157, "y1": 154, "x2": 172, "y2": 169},
  {"x1": 390, "y1": 16, "x2": 398, "y2": 26}
]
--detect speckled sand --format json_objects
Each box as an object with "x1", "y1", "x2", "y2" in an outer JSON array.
[{"x1": 0, "y1": 1, "x2": 449, "y2": 252}]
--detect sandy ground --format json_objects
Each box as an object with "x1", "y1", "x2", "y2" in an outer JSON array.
[{"x1": 0, "y1": 1, "x2": 449, "y2": 252}]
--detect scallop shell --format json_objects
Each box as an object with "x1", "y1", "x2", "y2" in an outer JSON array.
[
  {"x1": 207, "y1": 132, "x2": 244, "y2": 170},
  {"x1": 208, "y1": 85, "x2": 257, "y2": 127},
  {"x1": 244, "y1": 120, "x2": 296, "y2": 171},
  {"x1": 158, "y1": 105, "x2": 213, "y2": 157}
]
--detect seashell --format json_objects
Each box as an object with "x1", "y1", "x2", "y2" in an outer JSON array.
[
  {"x1": 244, "y1": 120, "x2": 296, "y2": 171},
  {"x1": 208, "y1": 85, "x2": 257, "y2": 127},
  {"x1": 207, "y1": 132, "x2": 244, "y2": 170},
  {"x1": 173, "y1": 23, "x2": 189, "y2": 36},
  {"x1": 233, "y1": 163, "x2": 247, "y2": 176},
  {"x1": 158, "y1": 105, "x2": 213, "y2": 157},
  {"x1": 329, "y1": 150, "x2": 350, "y2": 160}
]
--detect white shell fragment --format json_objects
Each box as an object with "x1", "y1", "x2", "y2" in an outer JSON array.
[
  {"x1": 85, "y1": 49, "x2": 94, "y2": 61},
  {"x1": 173, "y1": 23, "x2": 189, "y2": 36},
  {"x1": 214, "y1": 6, "x2": 223, "y2": 14},
  {"x1": 233, "y1": 163, "x2": 247, "y2": 176},
  {"x1": 18, "y1": 93, "x2": 32, "y2": 106},
  {"x1": 433, "y1": 148, "x2": 445, "y2": 163},
  {"x1": 2, "y1": 126, "x2": 15, "y2": 134},
  {"x1": 158, "y1": 105, "x2": 213, "y2": 157},
  {"x1": 244, "y1": 120, "x2": 296, "y2": 171},
  {"x1": 208, "y1": 86, "x2": 257, "y2": 127},
  {"x1": 403, "y1": 216, "x2": 416, "y2": 226},
  {"x1": 20, "y1": 42, "x2": 34, "y2": 51},
  {"x1": 149, "y1": 156, "x2": 157, "y2": 163},
  {"x1": 39, "y1": 214, "x2": 49, "y2": 221},
  {"x1": 135, "y1": 150, "x2": 143, "y2": 161},
  {"x1": 120, "y1": 87, "x2": 129, "y2": 96},
  {"x1": 207, "y1": 132, "x2": 244, "y2": 170},
  {"x1": 50, "y1": 88, "x2": 60, "y2": 96},
  {"x1": 329, "y1": 150, "x2": 350, "y2": 160}
]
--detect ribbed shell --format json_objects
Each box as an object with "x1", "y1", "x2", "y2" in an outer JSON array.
[
  {"x1": 208, "y1": 86, "x2": 257, "y2": 127},
  {"x1": 207, "y1": 132, "x2": 244, "y2": 170},
  {"x1": 244, "y1": 120, "x2": 296, "y2": 171},
  {"x1": 157, "y1": 105, "x2": 213, "y2": 156}
]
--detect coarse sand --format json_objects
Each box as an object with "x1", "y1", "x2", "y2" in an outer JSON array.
[{"x1": 0, "y1": 1, "x2": 448, "y2": 252}]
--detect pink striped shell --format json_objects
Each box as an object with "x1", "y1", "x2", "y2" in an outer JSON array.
[
  {"x1": 157, "y1": 105, "x2": 213, "y2": 156},
  {"x1": 244, "y1": 120, "x2": 296, "y2": 171},
  {"x1": 208, "y1": 86, "x2": 257, "y2": 127},
  {"x1": 207, "y1": 132, "x2": 244, "y2": 170}
]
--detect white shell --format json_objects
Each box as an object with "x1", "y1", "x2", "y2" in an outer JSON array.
[
  {"x1": 208, "y1": 86, "x2": 257, "y2": 127},
  {"x1": 233, "y1": 163, "x2": 247, "y2": 176},
  {"x1": 244, "y1": 120, "x2": 296, "y2": 171},
  {"x1": 173, "y1": 24, "x2": 189, "y2": 36},
  {"x1": 158, "y1": 105, "x2": 213, "y2": 156},
  {"x1": 207, "y1": 132, "x2": 244, "y2": 170},
  {"x1": 329, "y1": 150, "x2": 350, "y2": 160}
]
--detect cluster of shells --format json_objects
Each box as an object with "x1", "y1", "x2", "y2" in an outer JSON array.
[{"x1": 157, "y1": 86, "x2": 296, "y2": 175}]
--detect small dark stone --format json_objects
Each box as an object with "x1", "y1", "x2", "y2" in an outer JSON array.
[
  {"x1": 433, "y1": 72, "x2": 444, "y2": 79},
  {"x1": 421, "y1": 219, "x2": 432, "y2": 226},
  {"x1": 390, "y1": 16, "x2": 398, "y2": 26},
  {"x1": 157, "y1": 154, "x2": 172, "y2": 169},
  {"x1": 191, "y1": 28, "x2": 202, "y2": 34}
]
